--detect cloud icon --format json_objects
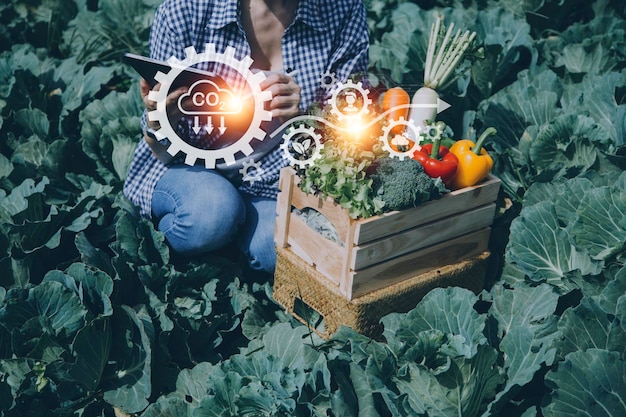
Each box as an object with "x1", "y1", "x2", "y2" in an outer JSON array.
[{"x1": 178, "y1": 79, "x2": 243, "y2": 116}]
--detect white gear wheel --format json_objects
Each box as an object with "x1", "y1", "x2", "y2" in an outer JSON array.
[
  {"x1": 239, "y1": 158, "x2": 264, "y2": 185},
  {"x1": 147, "y1": 44, "x2": 273, "y2": 168},
  {"x1": 280, "y1": 124, "x2": 323, "y2": 169},
  {"x1": 319, "y1": 71, "x2": 337, "y2": 89},
  {"x1": 423, "y1": 120, "x2": 446, "y2": 142},
  {"x1": 328, "y1": 80, "x2": 372, "y2": 120},
  {"x1": 379, "y1": 117, "x2": 422, "y2": 160}
]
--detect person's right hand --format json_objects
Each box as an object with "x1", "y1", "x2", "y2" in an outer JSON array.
[
  {"x1": 140, "y1": 78, "x2": 188, "y2": 130},
  {"x1": 140, "y1": 78, "x2": 189, "y2": 163}
]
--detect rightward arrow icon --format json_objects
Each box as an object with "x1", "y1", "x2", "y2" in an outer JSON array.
[
  {"x1": 409, "y1": 98, "x2": 451, "y2": 114},
  {"x1": 218, "y1": 116, "x2": 227, "y2": 135}
]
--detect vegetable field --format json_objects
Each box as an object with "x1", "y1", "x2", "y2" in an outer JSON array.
[{"x1": 1, "y1": 0, "x2": 625, "y2": 416}]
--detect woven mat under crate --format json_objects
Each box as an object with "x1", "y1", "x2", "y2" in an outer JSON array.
[{"x1": 273, "y1": 246, "x2": 490, "y2": 340}]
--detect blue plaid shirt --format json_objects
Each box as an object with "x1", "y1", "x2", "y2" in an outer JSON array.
[{"x1": 123, "y1": 0, "x2": 369, "y2": 217}]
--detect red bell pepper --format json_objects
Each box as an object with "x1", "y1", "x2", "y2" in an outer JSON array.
[{"x1": 412, "y1": 137, "x2": 458, "y2": 186}]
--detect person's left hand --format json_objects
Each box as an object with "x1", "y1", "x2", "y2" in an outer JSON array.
[{"x1": 260, "y1": 72, "x2": 301, "y2": 121}]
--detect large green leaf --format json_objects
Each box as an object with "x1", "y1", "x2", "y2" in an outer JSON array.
[
  {"x1": 569, "y1": 186, "x2": 626, "y2": 261},
  {"x1": 395, "y1": 345, "x2": 503, "y2": 417},
  {"x1": 561, "y1": 71, "x2": 626, "y2": 146},
  {"x1": 47, "y1": 262, "x2": 114, "y2": 318},
  {"x1": 102, "y1": 305, "x2": 152, "y2": 414},
  {"x1": 0, "y1": 280, "x2": 87, "y2": 341},
  {"x1": 0, "y1": 177, "x2": 49, "y2": 224},
  {"x1": 483, "y1": 284, "x2": 560, "y2": 416},
  {"x1": 477, "y1": 68, "x2": 563, "y2": 153},
  {"x1": 471, "y1": 7, "x2": 535, "y2": 97},
  {"x1": 543, "y1": 349, "x2": 626, "y2": 417},
  {"x1": 555, "y1": 297, "x2": 626, "y2": 359},
  {"x1": 141, "y1": 396, "x2": 190, "y2": 417},
  {"x1": 194, "y1": 370, "x2": 241, "y2": 417},
  {"x1": 593, "y1": 266, "x2": 626, "y2": 316},
  {"x1": 67, "y1": 317, "x2": 112, "y2": 392},
  {"x1": 382, "y1": 287, "x2": 487, "y2": 359},
  {"x1": 13, "y1": 108, "x2": 49, "y2": 138},
  {"x1": 522, "y1": 177, "x2": 594, "y2": 224},
  {"x1": 529, "y1": 114, "x2": 610, "y2": 182},
  {"x1": 261, "y1": 322, "x2": 322, "y2": 371},
  {"x1": 174, "y1": 362, "x2": 215, "y2": 408},
  {"x1": 79, "y1": 85, "x2": 143, "y2": 185},
  {"x1": 489, "y1": 283, "x2": 559, "y2": 338},
  {"x1": 505, "y1": 200, "x2": 599, "y2": 285}
]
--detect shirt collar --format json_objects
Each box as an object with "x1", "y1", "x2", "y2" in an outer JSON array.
[{"x1": 206, "y1": 0, "x2": 326, "y2": 32}]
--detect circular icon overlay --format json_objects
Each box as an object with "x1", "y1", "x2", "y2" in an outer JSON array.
[{"x1": 147, "y1": 44, "x2": 273, "y2": 168}]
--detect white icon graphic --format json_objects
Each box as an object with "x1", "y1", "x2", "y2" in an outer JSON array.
[
  {"x1": 319, "y1": 71, "x2": 337, "y2": 90},
  {"x1": 148, "y1": 44, "x2": 272, "y2": 168},
  {"x1": 280, "y1": 124, "x2": 323, "y2": 168},
  {"x1": 328, "y1": 80, "x2": 372, "y2": 120},
  {"x1": 379, "y1": 117, "x2": 422, "y2": 160},
  {"x1": 239, "y1": 158, "x2": 264, "y2": 184}
]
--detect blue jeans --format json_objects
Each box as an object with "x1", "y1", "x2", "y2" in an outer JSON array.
[{"x1": 151, "y1": 165, "x2": 277, "y2": 273}]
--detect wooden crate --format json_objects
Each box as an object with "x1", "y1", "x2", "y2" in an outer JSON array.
[{"x1": 274, "y1": 166, "x2": 500, "y2": 300}]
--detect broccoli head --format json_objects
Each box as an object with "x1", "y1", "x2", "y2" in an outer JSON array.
[{"x1": 371, "y1": 156, "x2": 447, "y2": 211}]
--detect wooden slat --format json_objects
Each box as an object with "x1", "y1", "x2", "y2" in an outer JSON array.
[
  {"x1": 274, "y1": 167, "x2": 295, "y2": 248},
  {"x1": 350, "y1": 203, "x2": 496, "y2": 270},
  {"x1": 286, "y1": 215, "x2": 345, "y2": 286},
  {"x1": 346, "y1": 228, "x2": 491, "y2": 299},
  {"x1": 352, "y1": 175, "x2": 500, "y2": 245},
  {"x1": 289, "y1": 187, "x2": 354, "y2": 246}
]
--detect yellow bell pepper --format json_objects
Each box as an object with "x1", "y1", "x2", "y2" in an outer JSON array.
[{"x1": 449, "y1": 127, "x2": 497, "y2": 189}]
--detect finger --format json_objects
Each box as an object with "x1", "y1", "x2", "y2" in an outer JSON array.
[{"x1": 140, "y1": 78, "x2": 151, "y2": 96}]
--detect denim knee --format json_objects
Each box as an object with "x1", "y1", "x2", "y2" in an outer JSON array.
[
  {"x1": 152, "y1": 166, "x2": 245, "y2": 256},
  {"x1": 236, "y1": 195, "x2": 277, "y2": 273}
]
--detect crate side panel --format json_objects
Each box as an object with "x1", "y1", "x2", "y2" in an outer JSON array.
[
  {"x1": 354, "y1": 175, "x2": 500, "y2": 245},
  {"x1": 287, "y1": 215, "x2": 345, "y2": 286},
  {"x1": 349, "y1": 228, "x2": 491, "y2": 299},
  {"x1": 351, "y1": 203, "x2": 496, "y2": 270}
]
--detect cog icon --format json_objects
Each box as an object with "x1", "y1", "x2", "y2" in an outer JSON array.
[
  {"x1": 147, "y1": 44, "x2": 273, "y2": 168},
  {"x1": 422, "y1": 120, "x2": 446, "y2": 143},
  {"x1": 239, "y1": 158, "x2": 264, "y2": 185},
  {"x1": 379, "y1": 117, "x2": 422, "y2": 160},
  {"x1": 280, "y1": 124, "x2": 323, "y2": 168},
  {"x1": 328, "y1": 80, "x2": 372, "y2": 120},
  {"x1": 319, "y1": 71, "x2": 337, "y2": 90}
]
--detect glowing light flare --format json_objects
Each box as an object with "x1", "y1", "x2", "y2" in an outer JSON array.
[
  {"x1": 334, "y1": 113, "x2": 382, "y2": 151},
  {"x1": 224, "y1": 94, "x2": 244, "y2": 113},
  {"x1": 340, "y1": 115, "x2": 368, "y2": 140}
]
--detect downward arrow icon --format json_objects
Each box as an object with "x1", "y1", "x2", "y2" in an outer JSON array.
[
  {"x1": 192, "y1": 116, "x2": 202, "y2": 134},
  {"x1": 218, "y1": 116, "x2": 227, "y2": 135}
]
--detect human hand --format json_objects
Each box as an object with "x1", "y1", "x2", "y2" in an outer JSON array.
[
  {"x1": 140, "y1": 78, "x2": 188, "y2": 130},
  {"x1": 259, "y1": 71, "x2": 301, "y2": 121}
]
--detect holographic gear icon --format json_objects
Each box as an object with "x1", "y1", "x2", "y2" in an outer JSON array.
[
  {"x1": 319, "y1": 71, "x2": 337, "y2": 89},
  {"x1": 147, "y1": 44, "x2": 273, "y2": 168},
  {"x1": 379, "y1": 117, "x2": 422, "y2": 160},
  {"x1": 280, "y1": 124, "x2": 323, "y2": 168},
  {"x1": 239, "y1": 158, "x2": 264, "y2": 185},
  {"x1": 422, "y1": 120, "x2": 446, "y2": 143},
  {"x1": 328, "y1": 80, "x2": 372, "y2": 120}
]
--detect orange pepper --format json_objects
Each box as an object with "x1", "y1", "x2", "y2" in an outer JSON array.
[{"x1": 448, "y1": 127, "x2": 496, "y2": 189}]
